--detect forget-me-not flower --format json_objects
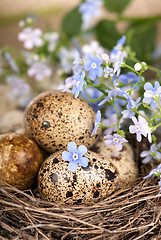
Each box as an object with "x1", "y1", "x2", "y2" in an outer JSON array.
[
  {"x1": 72, "y1": 71, "x2": 86, "y2": 98},
  {"x1": 84, "y1": 52, "x2": 103, "y2": 81},
  {"x1": 143, "y1": 164, "x2": 161, "y2": 195},
  {"x1": 58, "y1": 76, "x2": 75, "y2": 92},
  {"x1": 79, "y1": 0, "x2": 103, "y2": 29},
  {"x1": 27, "y1": 62, "x2": 52, "y2": 81},
  {"x1": 140, "y1": 143, "x2": 161, "y2": 164},
  {"x1": 44, "y1": 32, "x2": 59, "y2": 52},
  {"x1": 104, "y1": 66, "x2": 114, "y2": 78},
  {"x1": 129, "y1": 115, "x2": 152, "y2": 142},
  {"x1": 143, "y1": 81, "x2": 161, "y2": 109},
  {"x1": 6, "y1": 75, "x2": 31, "y2": 107},
  {"x1": 82, "y1": 40, "x2": 105, "y2": 57},
  {"x1": 81, "y1": 87, "x2": 103, "y2": 111},
  {"x1": 143, "y1": 164, "x2": 161, "y2": 179},
  {"x1": 18, "y1": 27, "x2": 43, "y2": 50},
  {"x1": 118, "y1": 72, "x2": 144, "y2": 90},
  {"x1": 91, "y1": 110, "x2": 101, "y2": 136},
  {"x1": 104, "y1": 133, "x2": 128, "y2": 151},
  {"x1": 122, "y1": 97, "x2": 141, "y2": 119},
  {"x1": 102, "y1": 114, "x2": 123, "y2": 135},
  {"x1": 99, "y1": 87, "x2": 128, "y2": 106},
  {"x1": 62, "y1": 142, "x2": 88, "y2": 171},
  {"x1": 58, "y1": 47, "x2": 80, "y2": 73}
]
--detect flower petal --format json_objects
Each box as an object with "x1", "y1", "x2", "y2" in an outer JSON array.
[
  {"x1": 68, "y1": 161, "x2": 78, "y2": 172},
  {"x1": 67, "y1": 142, "x2": 77, "y2": 153},
  {"x1": 79, "y1": 157, "x2": 88, "y2": 167},
  {"x1": 78, "y1": 145, "x2": 87, "y2": 155},
  {"x1": 89, "y1": 70, "x2": 96, "y2": 81},
  {"x1": 62, "y1": 151, "x2": 72, "y2": 161}
]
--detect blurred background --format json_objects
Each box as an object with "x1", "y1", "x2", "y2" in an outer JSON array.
[{"x1": 0, "y1": 0, "x2": 161, "y2": 48}]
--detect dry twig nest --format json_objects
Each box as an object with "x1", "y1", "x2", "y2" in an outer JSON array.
[{"x1": 0, "y1": 179, "x2": 160, "y2": 240}]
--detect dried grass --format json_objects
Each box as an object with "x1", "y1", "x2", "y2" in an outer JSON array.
[{"x1": 0, "y1": 177, "x2": 161, "y2": 240}]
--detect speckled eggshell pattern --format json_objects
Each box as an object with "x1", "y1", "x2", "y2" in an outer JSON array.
[
  {"x1": 38, "y1": 150, "x2": 119, "y2": 205},
  {"x1": 24, "y1": 91, "x2": 101, "y2": 153},
  {"x1": 94, "y1": 135, "x2": 138, "y2": 187},
  {"x1": 0, "y1": 133, "x2": 43, "y2": 190}
]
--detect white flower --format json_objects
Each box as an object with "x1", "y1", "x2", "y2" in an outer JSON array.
[
  {"x1": 129, "y1": 115, "x2": 152, "y2": 142},
  {"x1": 44, "y1": 32, "x2": 59, "y2": 52},
  {"x1": 6, "y1": 75, "x2": 31, "y2": 107},
  {"x1": 134, "y1": 63, "x2": 142, "y2": 71},
  {"x1": 18, "y1": 27, "x2": 43, "y2": 50},
  {"x1": 81, "y1": 40, "x2": 105, "y2": 57},
  {"x1": 27, "y1": 62, "x2": 52, "y2": 81},
  {"x1": 58, "y1": 47, "x2": 80, "y2": 73}
]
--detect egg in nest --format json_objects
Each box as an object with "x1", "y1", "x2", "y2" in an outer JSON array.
[
  {"x1": 93, "y1": 135, "x2": 138, "y2": 187},
  {"x1": 24, "y1": 91, "x2": 101, "y2": 153},
  {"x1": 38, "y1": 150, "x2": 119, "y2": 204},
  {"x1": 0, "y1": 133, "x2": 43, "y2": 190}
]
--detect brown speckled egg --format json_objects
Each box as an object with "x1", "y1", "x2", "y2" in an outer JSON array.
[
  {"x1": 38, "y1": 150, "x2": 119, "y2": 204},
  {"x1": 24, "y1": 91, "x2": 101, "y2": 153},
  {"x1": 93, "y1": 135, "x2": 138, "y2": 187},
  {"x1": 0, "y1": 133, "x2": 43, "y2": 190}
]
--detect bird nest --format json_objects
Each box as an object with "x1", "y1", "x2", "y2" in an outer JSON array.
[
  {"x1": 0, "y1": 134, "x2": 161, "y2": 239},
  {"x1": 0, "y1": 176, "x2": 161, "y2": 240}
]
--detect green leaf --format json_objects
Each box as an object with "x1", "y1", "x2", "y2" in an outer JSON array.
[
  {"x1": 61, "y1": 6, "x2": 82, "y2": 38},
  {"x1": 126, "y1": 21, "x2": 157, "y2": 62},
  {"x1": 103, "y1": 0, "x2": 131, "y2": 13},
  {"x1": 95, "y1": 20, "x2": 120, "y2": 50}
]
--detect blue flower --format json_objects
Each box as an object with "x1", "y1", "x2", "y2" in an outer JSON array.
[
  {"x1": 118, "y1": 72, "x2": 144, "y2": 90},
  {"x1": 81, "y1": 87, "x2": 103, "y2": 111},
  {"x1": 84, "y1": 52, "x2": 103, "y2": 81},
  {"x1": 104, "y1": 66, "x2": 114, "y2": 78},
  {"x1": 72, "y1": 71, "x2": 86, "y2": 98},
  {"x1": 122, "y1": 97, "x2": 141, "y2": 119},
  {"x1": 143, "y1": 81, "x2": 161, "y2": 109},
  {"x1": 62, "y1": 142, "x2": 88, "y2": 172},
  {"x1": 140, "y1": 143, "x2": 161, "y2": 164},
  {"x1": 110, "y1": 36, "x2": 126, "y2": 60},
  {"x1": 99, "y1": 87, "x2": 128, "y2": 106},
  {"x1": 91, "y1": 110, "x2": 101, "y2": 136},
  {"x1": 79, "y1": 0, "x2": 102, "y2": 21},
  {"x1": 143, "y1": 163, "x2": 161, "y2": 179},
  {"x1": 104, "y1": 134, "x2": 128, "y2": 151}
]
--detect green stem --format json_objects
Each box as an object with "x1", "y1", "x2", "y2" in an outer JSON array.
[{"x1": 117, "y1": 14, "x2": 161, "y2": 23}]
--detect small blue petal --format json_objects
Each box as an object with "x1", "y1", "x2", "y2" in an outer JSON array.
[
  {"x1": 68, "y1": 161, "x2": 78, "y2": 171},
  {"x1": 97, "y1": 67, "x2": 103, "y2": 77},
  {"x1": 62, "y1": 151, "x2": 72, "y2": 161},
  {"x1": 77, "y1": 145, "x2": 87, "y2": 155},
  {"x1": 67, "y1": 142, "x2": 77, "y2": 153},
  {"x1": 89, "y1": 70, "x2": 96, "y2": 81},
  {"x1": 79, "y1": 156, "x2": 88, "y2": 167}
]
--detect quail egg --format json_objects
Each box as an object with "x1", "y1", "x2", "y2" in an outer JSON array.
[
  {"x1": 94, "y1": 135, "x2": 138, "y2": 187},
  {"x1": 0, "y1": 133, "x2": 43, "y2": 190},
  {"x1": 24, "y1": 91, "x2": 101, "y2": 153},
  {"x1": 38, "y1": 149, "x2": 119, "y2": 204}
]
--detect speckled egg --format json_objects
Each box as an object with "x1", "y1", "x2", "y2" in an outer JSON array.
[
  {"x1": 38, "y1": 150, "x2": 119, "y2": 204},
  {"x1": 24, "y1": 91, "x2": 101, "y2": 153},
  {"x1": 0, "y1": 133, "x2": 43, "y2": 190},
  {"x1": 93, "y1": 135, "x2": 138, "y2": 187}
]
